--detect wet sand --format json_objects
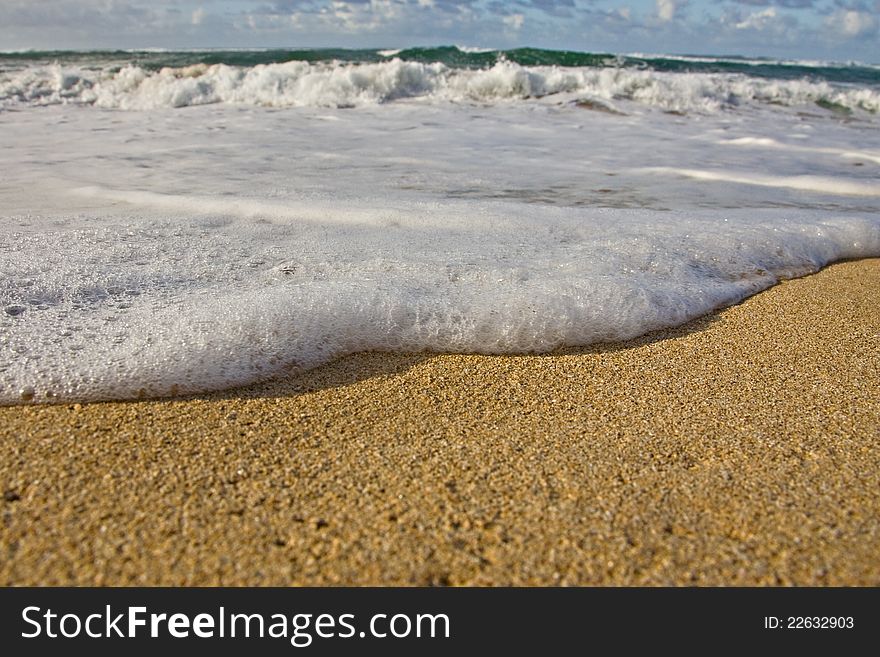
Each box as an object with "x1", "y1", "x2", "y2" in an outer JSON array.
[{"x1": 1, "y1": 259, "x2": 878, "y2": 586}]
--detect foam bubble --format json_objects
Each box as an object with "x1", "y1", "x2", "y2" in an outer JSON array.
[
  {"x1": 1, "y1": 59, "x2": 878, "y2": 114},
  {"x1": 1, "y1": 201, "x2": 878, "y2": 404}
]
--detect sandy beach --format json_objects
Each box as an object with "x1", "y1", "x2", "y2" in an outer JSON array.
[{"x1": 1, "y1": 258, "x2": 878, "y2": 586}]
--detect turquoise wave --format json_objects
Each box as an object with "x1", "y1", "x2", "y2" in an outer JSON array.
[{"x1": 2, "y1": 46, "x2": 878, "y2": 86}]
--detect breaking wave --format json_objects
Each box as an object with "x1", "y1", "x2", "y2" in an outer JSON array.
[{"x1": 2, "y1": 58, "x2": 879, "y2": 113}]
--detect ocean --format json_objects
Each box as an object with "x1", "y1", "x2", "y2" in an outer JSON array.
[{"x1": 1, "y1": 47, "x2": 878, "y2": 403}]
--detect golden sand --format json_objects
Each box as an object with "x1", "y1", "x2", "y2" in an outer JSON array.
[{"x1": 1, "y1": 259, "x2": 878, "y2": 586}]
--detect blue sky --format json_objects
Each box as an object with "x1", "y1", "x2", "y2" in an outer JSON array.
[{"x1": 0, "y1": 1, "x2": 878, "y2": 61}]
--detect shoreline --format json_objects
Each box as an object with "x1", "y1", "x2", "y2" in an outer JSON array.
[{"x1": 1, "y1": 258, "x2": 878, "y2": 585}]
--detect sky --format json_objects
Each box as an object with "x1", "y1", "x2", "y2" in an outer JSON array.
[{"x1": 0, "y1": 0, "x2": 878, "y2": 62}]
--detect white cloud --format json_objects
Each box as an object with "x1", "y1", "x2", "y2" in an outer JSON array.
[
  {"x1": 503, "y1": 13, "x2": 525, "y2": 31},
  {"x1": 825, "y1": 10, "x2": 878, "y2": 38},
  {"x1": 656, "y1": 0, "x2": 677, "y2": 23},
  {"x1": 735, "y1": 7, "x2": 778, "y2": 30}
]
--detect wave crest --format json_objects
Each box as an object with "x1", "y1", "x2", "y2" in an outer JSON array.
[{"x1": 1, "y1": 58, "x2": 879, "y2": 113}]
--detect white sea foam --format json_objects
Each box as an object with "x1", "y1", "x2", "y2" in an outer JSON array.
[
  {"x1": 642, "y1": 168, "x2": 880, "y2": 196},
  {"x1": 625, "y1": 53, "x2": 869, "y2": 69},
  {"x1": 454, "y1": 46, "x2": 497, "y2": 53},
  {"x1": 1, "y1": 87, "x2": 878, "y2": 403},
  {"x1": 73, "y1": 187, "x2": 393, "y2": 226},
  {"x1": 1, "y1": 59, "x2": 879, "y2": 113},
  {"x1": 720, "y1": 137, "x2": 880, "y2": 165},
  {"x1": 2, "y1": 199, "x2": 877, "y2": 403}
]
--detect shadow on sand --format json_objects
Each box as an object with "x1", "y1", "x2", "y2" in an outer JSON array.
[{"x1": 197, "y1": 305, "x2": 724, "y2": 403}]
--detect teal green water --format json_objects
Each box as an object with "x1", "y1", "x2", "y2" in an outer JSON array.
[{"x1": 2, "y1": 46, "x2": 878, "y2": 86}]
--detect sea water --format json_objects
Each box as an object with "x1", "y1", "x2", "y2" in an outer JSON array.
[{"x1": 1, "y1": 47, "x2": 878, "y2": 402}]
